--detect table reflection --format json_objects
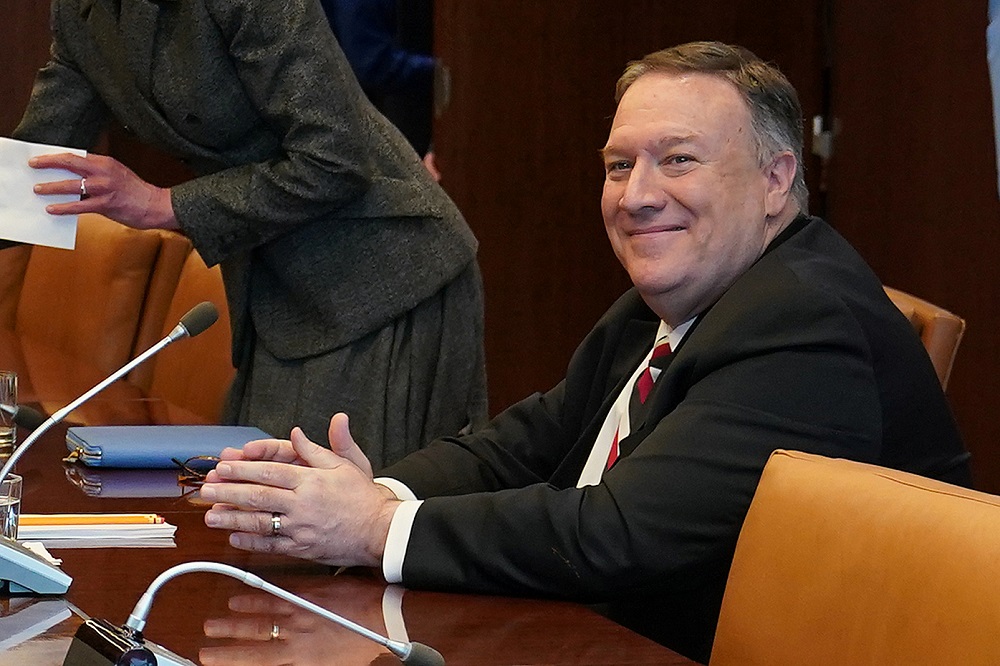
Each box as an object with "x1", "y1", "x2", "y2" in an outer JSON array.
[{"x1": 197, "y1": 579, "x2": 405, "y2": 666}]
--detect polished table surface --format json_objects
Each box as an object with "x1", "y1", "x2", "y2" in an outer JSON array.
[{"x1": 0, "y1": 397, "x2": 697, "y2": 665}]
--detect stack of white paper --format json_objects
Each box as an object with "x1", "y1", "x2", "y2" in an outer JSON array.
[{"x1": 17, "y1": 514, "x2": 177, "y2": 549}]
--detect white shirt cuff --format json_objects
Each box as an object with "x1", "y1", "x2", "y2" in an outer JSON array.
[
  {"x1": 374, "y1": 477, "x2": 418, "y2": 501},
  {"x1": 382, "y1": 499, "x2": 423, "y2": 584}
]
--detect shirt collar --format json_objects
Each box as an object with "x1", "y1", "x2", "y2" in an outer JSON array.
[{"x1": 656, "y1": 318, "x2": 694, "y2": 351}]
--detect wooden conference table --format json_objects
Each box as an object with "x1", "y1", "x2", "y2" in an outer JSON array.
[{"x1": 0, "y1": 397, "x2": 696, "y2": 666}]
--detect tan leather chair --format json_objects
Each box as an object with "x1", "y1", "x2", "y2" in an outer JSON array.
[
  {"x1": 711, "y1": 450, "x2": 1000, "y2": 666},
  {"x1": 0, "y1": 244, "x2": 32, "y2": 329},
  {"x1": 884, "y1": 286, "x2": 965, "y2": 391},
  {"x1": 126, "y1": 228, "x2": 193, "y2": 390},
  {"x1": 0, "y1": 214, "x2": 190, "y2": 420},
  {"x1": 139, "y1": 249, "x2": 235, "y2": 424},
  {"x1": 14, "y1": 213, "x2": 165, "y2": 377}
]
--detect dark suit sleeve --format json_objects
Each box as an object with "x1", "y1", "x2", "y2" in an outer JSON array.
[
  {"x1": 171, "y1": 0, "x2": 378, "y2": 265},
  {"x1": 381, "y1": 382, "x2": 574, "y2": 498},
  {"x1": 13, "y1": 3, "x2": 109, "y2": 148},
  {"x1": 392, "y1": 278, "x2": 882, "y2": 602}
]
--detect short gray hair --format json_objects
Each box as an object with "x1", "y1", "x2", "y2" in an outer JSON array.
[{"x1": 616, "y1": 41, "x2": 808, "y2": 211}]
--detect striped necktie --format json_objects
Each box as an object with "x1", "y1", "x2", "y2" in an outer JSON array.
[{"x1": 606, "y1": 341, "x2": 672, "y2": 470}]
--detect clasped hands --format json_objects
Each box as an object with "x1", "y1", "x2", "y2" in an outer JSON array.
[{"x1": 200, "y1": 413, "x2": 400, "y2": 569}]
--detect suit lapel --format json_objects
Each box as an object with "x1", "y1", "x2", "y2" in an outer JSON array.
[
  {"x1": 616, "y1": 364, "x2": 678, "y2": 460},
  {"x1": 549, "y1": 316, "x2": 659, "y2": 487},
  {"x1": 615, "y1": 313, "x2": 705, "y2": 460}
]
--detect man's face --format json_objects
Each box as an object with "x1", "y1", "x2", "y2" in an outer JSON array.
[{"x1": 601, "y1": 71, "x2": 791, "y2": 324}]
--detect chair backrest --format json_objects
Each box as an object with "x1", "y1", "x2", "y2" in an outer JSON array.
[
  {"x1": 710, "y1": 450, "x2": 1000, "y2": 666},
  {"x1": 126, "y1": 229, "x2": 194, "y2": 389},
  {"x1": 11, "y1": 213, "x2": 165, "y2": 378},
  {"x1": 0, "y1": 245, "x2": 32, "y2": 329},
  {"x1": 0, "y1": 215, "x2": 232, "y2": 422},
  {"x1": 142, "y1": 249, "x2": 235, "y2": 424},
  {"x1": 884, "y1": 286, "x2": 965, "y2": 390}
]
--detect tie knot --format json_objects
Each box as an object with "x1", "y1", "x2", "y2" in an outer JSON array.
[{"x1": 648, "y1": 341, "x2": 672, "y2": 369}]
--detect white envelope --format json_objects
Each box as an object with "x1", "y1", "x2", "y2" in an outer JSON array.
[{"x1": 0, "y1": 137, "x2": 85, "y2": 249}]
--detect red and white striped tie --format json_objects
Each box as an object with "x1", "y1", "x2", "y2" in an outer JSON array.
[{"x1": 606, "y1": 341, "x2": 672, "y2": 470}]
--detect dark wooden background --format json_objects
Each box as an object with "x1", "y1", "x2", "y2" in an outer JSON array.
[{"x1": 2, "y1": 1, "x2": 998, "y2": 492}]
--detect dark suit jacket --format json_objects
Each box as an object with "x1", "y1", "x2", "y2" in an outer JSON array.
[
  {"x1": 381, "y1": 216, "x2": 968, "y2": 663},
  {"x1": 14, "y1": 0, "x2": 476, "y2": 362}
]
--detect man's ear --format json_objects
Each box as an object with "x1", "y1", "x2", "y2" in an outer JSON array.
[{"x1": 763, "y1": 151, "x2": 797, "y2": 217}]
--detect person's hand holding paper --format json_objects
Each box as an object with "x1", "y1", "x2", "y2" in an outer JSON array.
[
  {"x1": 28, "y1": 150, "x2": 179, "y2": 232},
  {"x1": 0, "y1": 137, "x2": 84, "y2": 249}
]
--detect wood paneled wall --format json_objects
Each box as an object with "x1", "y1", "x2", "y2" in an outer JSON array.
[
  {"x1": 827, "y1": 2, "x2": 1000, "y2": 491},
  {"x1": 0, "y1": 1, "x2": 51, "y2": 136}
]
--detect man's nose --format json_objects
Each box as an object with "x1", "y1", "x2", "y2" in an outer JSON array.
[{"x1": 618, "y1": 162, "x2": 667, "y2": 214}]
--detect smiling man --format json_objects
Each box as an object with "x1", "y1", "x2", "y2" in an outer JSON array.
[
  {"x1": 201, "y1": 42, "x2": 969, "y2": 664},
  {"x1": 600, "y1": 64, "x2": 798, "y2": 327}
]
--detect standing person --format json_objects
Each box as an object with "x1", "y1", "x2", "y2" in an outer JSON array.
[
  {"x1": 17, "y1": 0, "x2": 487, "y2": 469},
  {"x1": 321, "y1": 0, "x2": 443, "y2": 179},
  {"x1": 199, "y1": 42, "x2": 970, "y2": 663}
]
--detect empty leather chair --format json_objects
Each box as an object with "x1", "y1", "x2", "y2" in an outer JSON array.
[
  {"x1": 0, "y1": 214, "x2": 174, "y2": 416},
  {"x1": 711, "y1": 450, "x2": 1000, "y2": 665},
  {"x1": 16, "y1": 213, "x2": 163, "y2": 377},
  {"x1": 0, "y1": 214, "x2": 192, "y2": 423}
]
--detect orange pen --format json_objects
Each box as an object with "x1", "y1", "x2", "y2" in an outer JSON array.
[{"x1": 20, "y1": 513, "x2": 165, "y2": 526}]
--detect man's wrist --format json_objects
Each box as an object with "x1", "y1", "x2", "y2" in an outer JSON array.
[{"x1": 367, "y1": 497, "x2": 402, "y2": 567}]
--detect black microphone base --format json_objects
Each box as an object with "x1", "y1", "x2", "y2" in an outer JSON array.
[{"x1": 63, "y1": 618, "x2": 156, "y2": 666}]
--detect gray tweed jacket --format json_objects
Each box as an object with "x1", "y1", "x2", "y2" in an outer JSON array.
[{"x1": 14, "y1": 0, "x2": 478, "y2": 361}]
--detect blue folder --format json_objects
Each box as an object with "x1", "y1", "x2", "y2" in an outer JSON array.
[{"x1": 65, "y1": 425, "x2": 272, "y2": 468}]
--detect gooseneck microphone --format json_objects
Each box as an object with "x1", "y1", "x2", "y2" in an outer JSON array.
[
  {"x1": 0, "y1": 302, "x2": 219, "y2": 596},
  {"x1": 104, "y1": 562, "x2": 445, "y2": 666}
]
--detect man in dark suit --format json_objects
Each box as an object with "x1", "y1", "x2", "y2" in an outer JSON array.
[{"x1": 200, "y1": 42, "x2": 969, "y2": 663}]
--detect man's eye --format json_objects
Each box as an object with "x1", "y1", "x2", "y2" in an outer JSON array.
[
  {"x1": 606, "y1": 160, "x2": 632, "y2": 173},
  {"x1": 666, "y1": 154, "x2": 694, "y2": 166}
]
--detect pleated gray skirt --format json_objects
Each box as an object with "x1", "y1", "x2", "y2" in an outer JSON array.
[{"x1": 224, "y1": 262, "x2": 488, "y2": 470}]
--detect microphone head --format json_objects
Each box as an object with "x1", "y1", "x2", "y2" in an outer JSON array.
[
  {"x1": 12, "y1": 405, "x2": 47, "y2": 431},
  {"x1": 402, "y1": 642, "x2": 445, "y2": 666},
  {"x1": 178, "y1": 302, "x2": 219, "y2": 338}
]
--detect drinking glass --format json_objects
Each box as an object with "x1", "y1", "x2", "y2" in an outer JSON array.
[
  {"x1": 0, "y1": 473, "x2": 21, "y2": 540},
  {"x1": 0, "y1": 370, "x2": 17, "y2": 457}
]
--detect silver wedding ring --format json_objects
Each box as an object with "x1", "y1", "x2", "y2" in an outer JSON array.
[
  {"x1": 270, "y1": 512, "x2": 282, "y2": 536},
  {"x1": 80, "y1": 178, "x2": 87, "y2": 198}
]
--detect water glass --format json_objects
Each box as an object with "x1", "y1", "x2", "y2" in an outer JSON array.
[
  {"x1": 0, "y1": 370, "x2": 16, "y2": 457},
  {"x1": 0, "y1": 473, "x2": 21, "y2": 540}
]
